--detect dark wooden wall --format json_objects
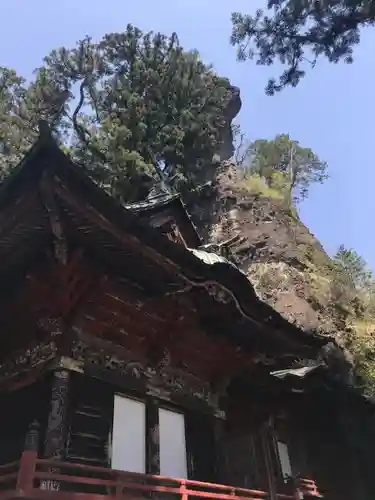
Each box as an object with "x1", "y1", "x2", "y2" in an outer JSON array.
[
  {"x1": 65, "y1": 372, "x2": 218, "y2": 483},
  {"x1": 66, "y1": 374, "x2": 113, "y2": 467},
  {"x1": 0, "y1": 375, "x2": 51, "y2": 464},
  {"x1": 6, "y1": 370, "x2": 373, "y2": 500},
  {"x1": 275, "y1": 391, "x2": 375, "y2": 500},
  {"x1": 220, "y1": 424, "x2": 269, "y2": 490},
  {"x1": 185, "y1": 410, "x2": 216, "y2": 482}
]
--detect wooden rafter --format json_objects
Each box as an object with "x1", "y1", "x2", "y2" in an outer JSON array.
[{"x1": 53, "y1": 178, "x2": 179, "y2": 275}]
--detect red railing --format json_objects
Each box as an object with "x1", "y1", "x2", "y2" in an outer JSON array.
[
  {"x1": 296, "y1": 479, "x2": 322, "y2": 498},
  {"x1": 0, "y1": 451, "x2": 322, "y2": 500}
]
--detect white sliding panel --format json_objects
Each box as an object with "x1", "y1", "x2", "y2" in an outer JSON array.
[
  {"x1": 111, "y1": 395, "x2": 146, "y2": 473},
  {"x1": 277, "y1": 441, "x2": 292, "y2": 481},
  {"x1": 159, "y1": 408, "x2": 187, "y2": 479}
]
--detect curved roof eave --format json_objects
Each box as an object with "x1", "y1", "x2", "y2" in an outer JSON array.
[{"x1": 0, "y1": 129, "x2": 330, "y2": 354}]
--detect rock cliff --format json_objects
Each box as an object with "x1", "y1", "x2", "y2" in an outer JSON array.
[{"x1": 189, "y1": 161, "x2": 366, "y2": 373}]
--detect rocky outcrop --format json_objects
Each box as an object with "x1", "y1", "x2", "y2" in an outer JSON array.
[
  {"x1": 189, "y1": 161, "x2": 356, "y2": 347},
  {"x1": 214, "y1": 85, "x2": 242, "y2": 162}
]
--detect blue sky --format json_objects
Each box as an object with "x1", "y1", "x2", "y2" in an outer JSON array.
[{"x1": 1, "y1": 0, "x2": 374, "y2": 268}]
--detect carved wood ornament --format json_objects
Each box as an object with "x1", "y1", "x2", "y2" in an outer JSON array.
[{"x1": 70, "y1": 337, "x2": 222, "y2": 414}]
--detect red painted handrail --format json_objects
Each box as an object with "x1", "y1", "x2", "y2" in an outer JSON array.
[{"x1": 0, "y1": 452, "x2": 322, "y2": 500}]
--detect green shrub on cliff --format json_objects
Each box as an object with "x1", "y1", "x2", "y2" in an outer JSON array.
[
  {"x1": 241, "y1": 172, "x2": 285, "y2": 201},
  {"x1": 244, "y1": 134, "x2": 328, "y2": 204}
]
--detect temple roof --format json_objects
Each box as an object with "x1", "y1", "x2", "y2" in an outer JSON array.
[
  {"x1": 188, "y1": 248, "x2": 241, "y2": 270},
  {"x1": 125, "y1": 191, "x2": 202, "y2": 248},
  {"x1": 125, "y1": 192, "x2": 180, "y2": 211},
  {"x1": 0, "y1": 125, "x2": 329, "y2": 357}
]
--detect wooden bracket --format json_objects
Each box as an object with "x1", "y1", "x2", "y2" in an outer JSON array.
[{"x1": 39, "y1": 171, "x2": 68, "y2": 265}]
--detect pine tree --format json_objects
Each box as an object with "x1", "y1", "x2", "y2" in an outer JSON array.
[
  {"x1": 0, "y1": 66, "x2": 70, "y2": 179},
  {"x1": 38, "y1": 25, "x2": 234, "y2": 201},
  {"x1": 230, "y1": 1, "x2": 375, "y2": 94}
]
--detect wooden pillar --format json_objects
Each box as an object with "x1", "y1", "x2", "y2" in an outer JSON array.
[
  {"x1": 16, "y1": 421, "x2": 40, "y2": 495},
  {"x1": 146, "y1": 397, "x2": 160, "y2": 475},
  {"x1": 44, "y1": 369, "x2": 70, "y2": 459},
  {"x1": 42, "y1": 369, "x2": 70, "y2": 492},
  {"x1": 262, "y1": 423, "x2": 277, "y2": 500},
  {"x1": 338, "y1": 408, "x2": 368, "y2": 500},
  {"x1": 212, "y1": 416, "x2": 225, "y2": 482},
  {"x1": 24, "y1": 421, "x2": 40, "y2": 452}
]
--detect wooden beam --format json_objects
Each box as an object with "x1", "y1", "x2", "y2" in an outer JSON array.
[
  {"x1": 146, "y1": 397, "x2": 160, "y2": 475},
  {"x1": 40, "y1": 172, "x2": 68, "y2": 265}
]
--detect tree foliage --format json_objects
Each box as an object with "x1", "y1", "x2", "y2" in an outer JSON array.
[
  {"x1": 0, "y1": 67, "x2": 69, "y2": 179},
  {"x1": 332, "y1": 245, "x2": 375, "y2": 395},
  {"x1": 333, "y1": 245, "x2": 374, "y2": 290},
  {"x1": 230, "y1": 1, "x2": 374, "y2": 94},
  {"x1": 0, "y1": 25, "x2": 234, "y2": 201},
  {"x1": 244, "y1": 133, "x2": 328, "y2": 203}
]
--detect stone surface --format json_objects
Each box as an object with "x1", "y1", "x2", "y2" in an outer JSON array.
[
  {"x1": 214, "y1": 85, "x2": 242, "y2": 163},
  {"x1": 189, "y1": 161, "x2": 355, "y2": 348}
]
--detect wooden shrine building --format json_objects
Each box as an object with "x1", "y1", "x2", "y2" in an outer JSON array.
[{"x1": 0, "y1": 125, "x2": 372, "y2": 500}]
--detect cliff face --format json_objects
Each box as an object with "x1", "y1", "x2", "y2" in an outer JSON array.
[{"x1": 190, "y1": 162, "x2": 360, "y2": 358}]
